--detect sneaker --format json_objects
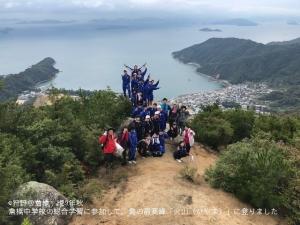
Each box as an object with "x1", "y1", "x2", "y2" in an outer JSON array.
[
  {"x1": 176, "y1": 159, "x2": 182, "y2": 163},
  {"x1": 132, "y1": 161, "x2": 137, "y2": 164},
  {"x1": 128, "y1": 161, "x2": 132, "y2": 164}
]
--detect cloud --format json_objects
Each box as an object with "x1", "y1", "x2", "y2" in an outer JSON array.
[{"x1": 0, "y1": 0, "x2": 299, "y2": 17}]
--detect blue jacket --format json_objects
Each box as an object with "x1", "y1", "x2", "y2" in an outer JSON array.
[
  {"x1": 146, "y1": 81, "x2": 160, "y2": 97},
  {"x1": 137, "y1": 68, "x2": 147, "y2": 82},
  {"x1": 159, "y1": 111, "x2": 167, "y2": 129},
  {"x1": 148, "y1": 107, "x2": 157, "y2": 117},
  {"x1": 129, "y1": 130, "x2": 138, "y2": 147},
  {"x1": 131, "y1": 79, "x2": 139, "y2": 91},
  {"x1": 159, "y1": 132, "x2": 169, "y2": 153},
  {"x1": 161, "y1": 103, "x2": 171, "y2": 115},
  {"x1": 122, "y1": 74, "x2": 131, "y2": 86},
  {"x1": 139, "y1": 110, "x2": 150, "y2": 120},
  {"x1": 132, "y1": 107, "x2": 143, "y2": 118},
  {"x1": 150, "y1": 136, "x2": 161, "y2": 152}
]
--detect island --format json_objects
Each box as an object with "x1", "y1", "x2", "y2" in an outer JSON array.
[
  {"x1": 199, "y1": 28, "x2": 222, "y2": 32},
  {"x1": 0, "y1": 27, "x2": 13, "y2": 35},
  {"x1": 172, "y1": 37, "x2": 300, "y2": 111},
  {"x1": 287, "y1": 20, "x2": 299, "y2": 26},
  {"x1": 210, "y1": 18, "x2": 258, "y2": 26},
  {"x1": 0, "y1": 57, "x2": 59, "y2": 101}
]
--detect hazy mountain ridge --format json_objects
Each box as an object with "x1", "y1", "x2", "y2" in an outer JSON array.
[{"x1": 268, "y1": 37, "x2": 300, "y2": 46}]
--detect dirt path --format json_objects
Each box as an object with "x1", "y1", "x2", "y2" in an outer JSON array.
[{"x1": 70, "y1": 143, "x2": 283, "y2": 225}]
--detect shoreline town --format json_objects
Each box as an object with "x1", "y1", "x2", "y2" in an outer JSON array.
[{"x1": 171, "y1": 83, "x2": 273, "y2": 114}]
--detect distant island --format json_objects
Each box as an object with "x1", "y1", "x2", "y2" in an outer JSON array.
[
  {"x1": 210, "y1": 18, "x2": 258, "y2": 26},
  {"x1": 173, "y1": 37, "x2": 300, "y2": 111},
  {"x1": 0, "y1": 27, "x2": 13, "y2": 35},
  {"x1": 287, "y1": 20, "x2": 299, "y2": 25},
  {"x1": 0, "y1": 57, "x2": 59, "y2": 101},
  {"x1": 199, "y1": 28, "x2": 222, "y2": 32},
  {"x1": 268, "y1": 37, "x2": 300, "y2": 46},
  {"x1": 16, "y1": 19, "x2": 76, "y2": 25}
]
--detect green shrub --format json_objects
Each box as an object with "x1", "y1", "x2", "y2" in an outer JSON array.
[
  {"x1": 224, "y1": 109, "x2": 255, "y2": 142},
  {"x1": 192, "y1": 115, "x2": 234, "y2": 150},
  {"x1": 191, "y1": 106, "x2": 255, "y2": 150},
  {"x1": 253, "y1": 115, "x2": 298, "y2": 143},
  {"x1": 21, "y1": 217, "x2": 32, "y2": 225},
  {"x1": 78, "y1": 179, "x2": 103, "y2": 203},
  {"x1": 180, "y1": 166, "x2": 197, "y2": 183},
  {"x1": 206, "y1": 134, "x2": 298, "y2": 223}
]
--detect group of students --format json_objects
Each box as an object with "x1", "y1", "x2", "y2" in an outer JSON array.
[
  {"x1": 122, "y1": 64, "x2": 160, "y2": 106},
  {"x1": 99, "y1": 64, "x2": 196, "y2": 168}
]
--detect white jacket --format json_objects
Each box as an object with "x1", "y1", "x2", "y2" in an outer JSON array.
[{"x1": 182, "y1": 128, "x2": 196, "y2": 146}]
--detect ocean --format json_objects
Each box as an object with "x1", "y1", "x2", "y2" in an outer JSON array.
[{"x1": 1, "y1": 21, "x2": 300, "y2": 99}]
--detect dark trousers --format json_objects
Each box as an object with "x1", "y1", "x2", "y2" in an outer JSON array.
[
  {"x1": 123, "y1": 84, "x2": 131, "y2": 98},
  {"x1": 104, "y1": 153, "x2": 115, "y2": 171},
  {"x1": 186, "y1": 143, "x2": 191, "y2": 154}
]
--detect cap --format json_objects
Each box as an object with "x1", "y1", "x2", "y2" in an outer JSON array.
[
  {"x1": 145, "y1": 115, "x2": 151, "y2": 119},
  {"x1": 155, "y1": 111, "x2": 160, "y2": 115}
]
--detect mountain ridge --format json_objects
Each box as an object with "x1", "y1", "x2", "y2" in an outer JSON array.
[{"x1": 173, "y1": 37, "x2": 300, "y2": 85}]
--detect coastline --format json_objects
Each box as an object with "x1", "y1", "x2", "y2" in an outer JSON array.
[
  {"x1": 186, "y1": 61, "x2": 230, "y2": 88},
  {"x1": 172, "y1": 61, "x2": 272, "y2": 114}
]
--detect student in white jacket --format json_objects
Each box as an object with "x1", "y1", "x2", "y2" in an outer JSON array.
[{"x1": 182, "y1": 126, "x2": 196, "y2": 154}]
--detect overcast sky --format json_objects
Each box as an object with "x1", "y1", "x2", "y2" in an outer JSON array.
[{"x1": 1, "y1": 0, "x2": 300, "y2": 20}]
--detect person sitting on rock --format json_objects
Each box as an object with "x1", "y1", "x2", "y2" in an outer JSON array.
[
  {"x1": 143, "y1": 115, "x2": 154, "y2": 136},
  {"x1": 137, "y1": 135, "x2": 152, "y2": 157},
  {"x1": 167, "y1": 122, "x2": 179, "y2": 140},
  {"x1": 152, "y1": 111, "x2": 161, "y2": 135},
  {"x1": 150, "y1": 133, "x2": 162, "y2": 157},
  {"x1": 173, "y1": 141, "x2": 188, "y2": 163}
]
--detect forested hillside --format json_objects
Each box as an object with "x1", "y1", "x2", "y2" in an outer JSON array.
[
  {"x1": 0, "y1": 58, "x2": 59, "y2": 101},
  {"x1": 173, "y1": 37, "x2": 300, "y2": 85},
  {"x1": 0, "y1": 89, "x2": 131, "y2": 225}
]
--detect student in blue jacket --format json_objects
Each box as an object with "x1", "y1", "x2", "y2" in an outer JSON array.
[
  {"x1": 122, "y1": 70, "x2": 131, "y2": 97},
  {"x1": 131, "y1": 105, "x2": 143, "y2": 118},
  {"x1": 137, "y1": 67, "x2": 147, "y2": 82},
  {"x1": 159, "y1": 131, "x2": 169, "y2": 154},
  {"x1": 145, "y1": 79, "x2": 160, "y2": 106},
  {"x1": 131, "y1": 73, "x2": 139, "y2": 94},
  {"x1": 161, "y1": 98, "x2": 171, "y2": 120},
  {"x1": 128, "y1": 128, "x2": 138, "y2": 164},
  {"x1": 157, "y1": 106, "x2": 167, "y2": 131}
]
